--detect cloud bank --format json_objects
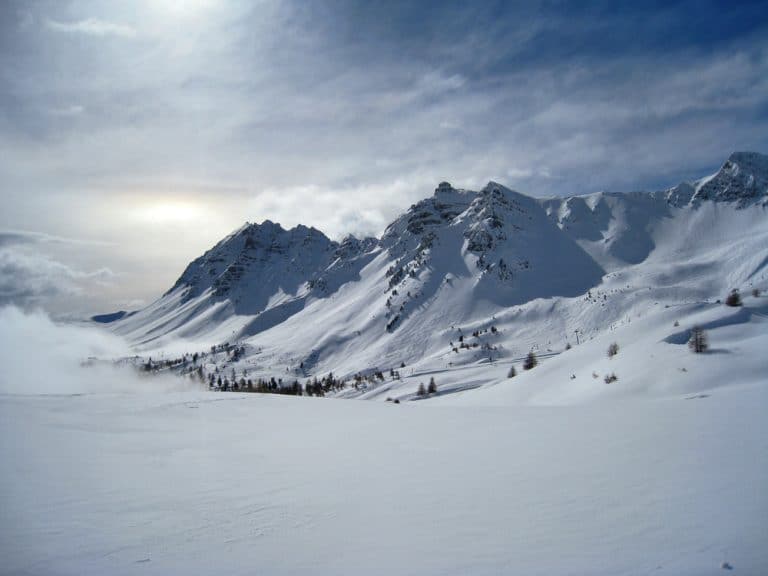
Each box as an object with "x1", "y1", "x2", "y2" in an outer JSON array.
[
  {"x1": 0, "y1": 306, "x2": 190, "y2": 395},
  {"x1": 0, "y1": 231, "x2": 114, "y2": 312}
]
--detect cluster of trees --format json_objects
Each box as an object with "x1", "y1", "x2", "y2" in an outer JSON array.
[
  {"x1": 449, "y1": 326, "x2": 500, "y2": 354},
  {"x1": 416, "y1": 377, "x2": 438, "y2": 396},
  {"x1": 209, "y1": 342, "x2": 247, "y2": 361},
  {"x1": 211, "y1": 372, "x2": 348, "y2": 396},
  {"x1": 142, "y1": 355, "x2": 192, "y2": 373}
]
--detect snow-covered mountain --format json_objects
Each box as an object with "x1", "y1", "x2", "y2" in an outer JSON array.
[{"x1": 109, "y1": 151, "x2": 768, "y2": 401}]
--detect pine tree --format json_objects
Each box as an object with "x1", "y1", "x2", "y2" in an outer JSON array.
[
  {"x1": 427, "y1": 377, "x2": 437, "y2": 394},
  {"x1": 523, "y1": 351, "x2": 537, "y2": 370},
  {"x1": 607, "y1": 342, "x2": 619, "y2": 358},
  {"x1": 507, "y1": 365, "x2": 516, "y2": 378},
  {"x1": 417, "y1": 383, "x2": 427, "y2": 396}
]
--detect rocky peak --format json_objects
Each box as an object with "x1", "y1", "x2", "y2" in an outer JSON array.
[
  {"x1": 693, "y1": 151, "x2": 768, "y2": 206},
  {"x1": 168, "y1": 220, "x2": 336, "y2": 300}
]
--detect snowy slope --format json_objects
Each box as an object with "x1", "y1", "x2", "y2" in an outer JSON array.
[{"x1": 2, "y1": 380, "x2": 766, "y2": 575}]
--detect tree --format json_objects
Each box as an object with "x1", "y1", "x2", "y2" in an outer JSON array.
[
  {"x1": 417, "y1": 383, "x2": 427, "y2": 396},
  {"x1": 507, "y1": 365, "x2": 516, "y2": 378},
  {"x1": 607, "y1": 342, "x2": 619, "y2": 358},
  {"x1": 688, "y1": 326, "x2": 708, "y2": 353},
  {"x1": 427, "y1": 377, "x2": 437, "y2": 394},
  {"x1": 725, "y1": 289, "x2": 742, "y2": 307},
  {"x1": 523, "y1": 351, "x2": 537, "y2": 370}
]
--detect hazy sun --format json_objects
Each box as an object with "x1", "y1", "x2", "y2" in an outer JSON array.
[
  {"x1": 159, "y1": 0, "x2": 217, "y2": 15},
  {"x1": 134, "y1": 200, "x2": 205, "y2": 225}
]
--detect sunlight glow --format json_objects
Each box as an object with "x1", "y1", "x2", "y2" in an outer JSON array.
[
  {"x1": 157, "y1": 0, "x2": 218, "y2": 15},
  {"x1": 133, "y1": 200, "x2": 205, "y2": 225}
]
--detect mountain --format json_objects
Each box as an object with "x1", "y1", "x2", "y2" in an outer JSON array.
[
  {"x1": 109, "y1": 152, "x2": 768, "y2": 401},
  {"x1": 112, "y1": 220, "x2": 379, "y2": 344},
  {"x1": 542, "y1": 151, "x2": 768, "y2": 267},
  {"x1": 112, "y1": 180, "x2": 605, "y2": 347}
]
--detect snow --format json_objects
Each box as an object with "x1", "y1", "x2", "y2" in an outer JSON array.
[
  {"x1": 2, "y1": 152, "x2": 766, "y2": 574},
  {"x1": 2, "y1": 381, "x2": 766, "y2": 575}
]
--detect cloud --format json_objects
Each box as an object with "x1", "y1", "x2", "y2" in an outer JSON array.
[
  {"x1": 46, "y1": 17, "x2": 136, "y2": 38},
  {"x1": 249, "y1": 175, "x2": 440, "y2": 240},
  {"x1": 0, "y1": 229, "x2": 110, "y2": 248},
  {"x1": 0, "y1": 245, "x2": 115, "y2": 310},
  {"x1": 0, "y1": 305, "x2": 191, "y2": 395},
  {"x1": 2, "y1": 0, "x2": 768, "y2": 312},
  {"x1": 48, "y1": 104, "x2": 85, "y2": 117}
]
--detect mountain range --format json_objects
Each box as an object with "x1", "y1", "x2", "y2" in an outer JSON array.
[{"x1": 104, "y1": 151, "x2": 768, "y2": 401}]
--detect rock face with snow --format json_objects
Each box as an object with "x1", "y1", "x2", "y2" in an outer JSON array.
[
  {"x1": 692, "y1": 151, "x2": 768, "y2": 206},
  {"x1": 379, "y1": 181, "x2": 604, "y2": 334},
  {"x1": 167, "y1": 220, "x2": 337, "y2": 311}
]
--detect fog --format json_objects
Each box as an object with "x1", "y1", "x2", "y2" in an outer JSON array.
[{"x1": 0, "y1": 305, "x2": 194, "y2": 395}]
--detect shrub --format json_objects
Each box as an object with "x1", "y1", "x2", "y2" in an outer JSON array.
[
  {"x1": 752, "y1": 288, "x2": 761, "y2": 298},
  {"x1": 607, "y1": 342, "x2": 619, "y2": 358},
  {"x1": 604, "y1": 373, "x2": 618, "y2": 384}
]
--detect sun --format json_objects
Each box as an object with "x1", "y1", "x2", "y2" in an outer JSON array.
[
  {"x1": 158, "y1": 0, "x2": 218, "y2": 15},
  {"x1": 134, "y1": 200, "x2": 205, "y2": 225}
]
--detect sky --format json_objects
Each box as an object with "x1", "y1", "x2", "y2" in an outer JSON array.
[{"x1": 1, "y1": 0, "x2": 768, "y2": 316}]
